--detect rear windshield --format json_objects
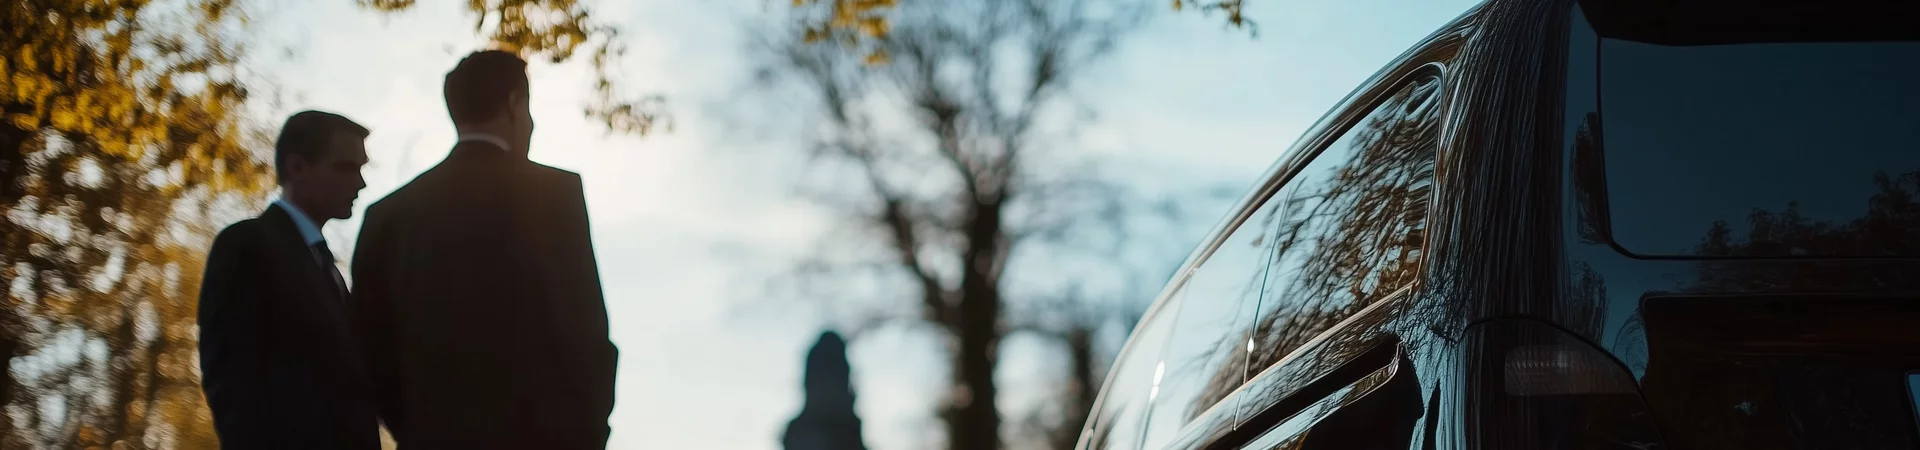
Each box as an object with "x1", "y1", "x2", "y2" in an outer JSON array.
[{"x1": 1599, "y1": 38, "x2": 1920, "y2": 257}]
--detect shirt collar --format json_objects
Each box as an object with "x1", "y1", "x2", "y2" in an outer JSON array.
[
  {"x1": 273, "y1": 197, "x2": 326, "y2": 247},
  {"x1": 457, "y1": 133, "x2": 512, "y2": 152}
]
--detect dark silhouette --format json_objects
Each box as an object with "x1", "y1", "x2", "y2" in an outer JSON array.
[
  {"x1": 782, "y1": 332, "x2": 869, "y2": 450},
  {"x1": 195, "y1": 111, "x2": 378, "y2": 449},
  {"x1": 351, "y1": 50, "x2": 618, "y2": 449}
]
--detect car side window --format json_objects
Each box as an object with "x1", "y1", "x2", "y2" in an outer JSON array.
[
  {"x1": 1139, "y1": 197, "x2": 1286, "y2": 449},
  {"x1": 1248, "y1": 72, "x2": 1443, "y2": 373},
  {"x1": 1082, "y1": 296, "x2": 1181, "y2": 450}
]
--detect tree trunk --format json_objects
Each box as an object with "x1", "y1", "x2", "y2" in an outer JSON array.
[
  {"x1": 0, "y1": 120, "x2": 28, "y2": 443},
  {"x1": 134, "y1": 333, "x2": 174, "y2": 442},
  {"x1": 0, "y1": 327, "x2": 15, "y2": 443},
  {"x1": 950, "y1": 303, "x2": 1000, "y2": 450},
  {"x1": 950, "y1": 197, "x2": 1006, "y2": 450},
  {"x1": 1054, "y1": 328, "x2": 1097, "y2": 450},
  {"x1": 100, "y1": 309, "x2": 141, "y2": 446}
]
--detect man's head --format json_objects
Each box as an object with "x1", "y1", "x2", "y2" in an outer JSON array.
[
  {"x1": 444, "y1": 50, "x2": 534, "y2": 155},
  {"x1": 275, "y1": 110, "x2": 370, "y2": 221}
]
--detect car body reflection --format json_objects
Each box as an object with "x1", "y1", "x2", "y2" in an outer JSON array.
[{"x1": 1075, "y1": 0, "x2": 1920, "y2": 449}]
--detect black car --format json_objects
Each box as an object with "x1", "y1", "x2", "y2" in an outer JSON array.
[{"x1": 1075, "y1": 0, "x2": 1920, "y2": 449}]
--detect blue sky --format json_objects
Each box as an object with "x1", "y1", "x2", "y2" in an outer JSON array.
[{"x1": 245, "y1": 0, "x2": 1479, "y2": 448}]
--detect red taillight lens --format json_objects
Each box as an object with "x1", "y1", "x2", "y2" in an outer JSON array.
[{"x1": 1467, "y1": 319, "x2": 1666, "y2": 449}]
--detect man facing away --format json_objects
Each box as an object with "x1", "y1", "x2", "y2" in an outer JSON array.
[
  {"x1": 197, "y1": 111, "x2": 379, "y2": 449},
  {"x1": 352, "y1": 50, "x2": 618, "y2": 449}
]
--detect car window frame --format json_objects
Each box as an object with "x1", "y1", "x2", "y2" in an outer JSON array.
[
  {"x1": 1077, "y1": 24, "x2": 1462, "y2": 450},
  {"x1": 1162, "y1": 60, "x2": 1453, "y2": 450},
  {"x1": 1243, "y1": 61, "x2": 1448, "y2": 387}
]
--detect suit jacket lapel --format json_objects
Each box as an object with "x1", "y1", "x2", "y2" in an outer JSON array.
[
  {"x1": 260, "y1": 205, "x2": 373, "y2": 388},
  {"x1": 260, "y1": 205, "x2": 352, "y2": 315}
]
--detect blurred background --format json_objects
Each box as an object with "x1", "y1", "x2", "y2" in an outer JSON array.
[{"x1": 0, "y1": 0, "x2": 1478, "y2": 448}]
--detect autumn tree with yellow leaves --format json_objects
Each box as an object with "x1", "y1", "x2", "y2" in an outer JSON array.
[{"x1": 3, "y1": 0, "x2": 269, "y2": 447}]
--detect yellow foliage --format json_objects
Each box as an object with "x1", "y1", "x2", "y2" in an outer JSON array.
[
  {"x1": 857, "y1": 17, "x2": 889, "y2": 38},
  {"x1": 3, "y1": 0, "x2": 273, "y2": 447},
  {"x1": 863, "y1": 49, "x2": 891, "y2": 65},
  {"x1": 795, "y1": 0, "x2": 1254, "y2": 62}
]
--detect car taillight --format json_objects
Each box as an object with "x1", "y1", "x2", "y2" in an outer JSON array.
[{"x1": 1466, "y1": 318, "x2": 1666, "y2": 449}]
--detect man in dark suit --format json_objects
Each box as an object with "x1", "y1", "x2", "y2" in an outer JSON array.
[
  {"x1": 197, "y1": 110, "x2": 378, "y2": 449},
  {"x1": 352, "y1": 50, "x2": 618, "y2": 449}
]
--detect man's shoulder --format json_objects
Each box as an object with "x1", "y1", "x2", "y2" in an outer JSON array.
[
  {"x1": 362, "y1": 166, "x2": 446, "y2": 216},
  {"x1": 510, "y1": 162, "x2": 585, "y2": 204},
  {"x1": 206, "y1": 216, "x2": 279, "y2": 262},
  {"x1": 213, "y1": 217, "x2": 268, "y2": 244},
  {"x1": 523, "y1": 161, "x2": 583, "y2": 186},
  {"x1": 361, "y1": 190, "x2": 404, "y2": 219},
  {"x1": 530, "y1": 162, "x2": 579, "y2": 178},
  {"x1": 367, "y1": 159, "x2": 582, "y2": 213}
]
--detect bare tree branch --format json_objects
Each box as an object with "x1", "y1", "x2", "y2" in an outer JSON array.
[
  {"x1": 750, "y1": 2, "x2": 1208, "y2": 449},
  {"x1": 881, "y1": 197, "x2": 956, "y2": 325}
]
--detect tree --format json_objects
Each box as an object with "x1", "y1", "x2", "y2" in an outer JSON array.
[
  {"x1": 751, "y1": 1, "x2": 1226, "y2": 449},
  {"x1": 792, "y1": 0, "x2": 1253, "y2": 54},
  {"x1": 358, "y1": 0, "x2": 1260, "y2": 137},
  {"x1": 3, "y1": 0, "x2": 273, "y2": 447},
  {"x1": 1007, "y1": 290, "x2": 1153, "y2": 450}
]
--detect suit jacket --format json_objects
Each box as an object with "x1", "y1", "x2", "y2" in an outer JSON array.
[
  {"x1": 196, "y1": 205, "x2": 381, "y2": 450},
  {"x1": 352, "y1": 142, "x2": 618, "y2": 449}
]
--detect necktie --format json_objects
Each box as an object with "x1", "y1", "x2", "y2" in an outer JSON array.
[{"x1": 312, "y1": 241, "x2": 348, "y2": 302}]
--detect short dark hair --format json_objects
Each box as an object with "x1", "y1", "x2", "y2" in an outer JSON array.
[
  {"x1": 274, "y1": 110, "x2": 369, "y2": 182},
  {"x1": 444, "y1": 50, "x2": 531, "y2": 125}
]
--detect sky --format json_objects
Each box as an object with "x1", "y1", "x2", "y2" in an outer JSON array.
[{"x1": 242, "y1": 0, "x2": 1481, "y2": 448}]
